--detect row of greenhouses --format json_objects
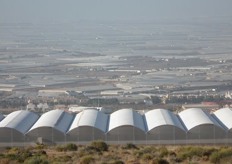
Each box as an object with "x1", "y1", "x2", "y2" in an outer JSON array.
[{"x1": 0, "y1": 108, "x2": 231, "y2": 143}]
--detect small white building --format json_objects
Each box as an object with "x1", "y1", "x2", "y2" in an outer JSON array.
[
  {"x1": 26, "y1": 103, "x2": 36, "y2": 111},
  {"x1": 37, "y1": 103, "x2": 49, "y2": 112}
]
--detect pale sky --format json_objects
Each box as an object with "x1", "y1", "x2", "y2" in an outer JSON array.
[{"x1": 0, "y1": 0, "x2": 232, "y2": 23}]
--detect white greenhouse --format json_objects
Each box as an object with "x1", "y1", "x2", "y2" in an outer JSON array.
[
  {"x1": 107, "y1": 109, "x2": 146, "y2": 141},
  {"x1": 145, "y1": 109, "x2": 186, "y2": 140},
  {"x1": 212, "y1": 108, "x2": 232, "y2": 138},
  {"x1": 0, "y1": 110, "x2": 39, "y2": 142},
  {"x1": 67, "y1": 109, "x2": 108, "y2": 141},
  {"x1": 178, "y1": 108, "x2": 225, "y2": 140},
  {"x1": 27, "y1": 109, "x2": 74, "y2": 143}
]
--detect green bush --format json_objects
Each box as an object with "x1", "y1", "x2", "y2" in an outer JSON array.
[
  {"x1": 158, "y1": 147, "x2": 169, "y2": 158},
  {"x1": 76, "y1": 149, "x2": 88, "y2": 158},
  {"x1": 134, "y1": 146, "x2": 156, "y2": 158},
  {"x1": 7, "y1": 147, "x2": 20, "y2": 154},
  {"x1": 123, "y1": 143, "x2": 138, "y2": 150},
  {"x1": 90, "y1": 140, "x2": 108, "y2": 152},
  {"x1": 142, "y1": 146, "x2": 156, "y2": 153},
  {"x1": 4, "y1": 147, "x2": 11, "y2": 150},
  {"x1": 56, "y1": 143, "x2": 77, "y2": 152},
  {"x1": 80, "y1": 155, "x2": 94, "y2": 164},
  {"x1": 66, "y1": 143, "x2": 78, "y2": 151},
  {"x1": 53, "y1": 155, "x2": 72, "y2": 163},
  {"x1": 219, "y1": 156, "x2": 232, "y2": 164},
  {"x1": 109, "y1": 160, "x2": 124, "y2": 164},
  {"x1": 5, "y1": 154, "x2": 17, "y2": 161},
  {"x1": 0, "y1": 158, "x2": 11, "y2": 164},
  {"x1": 36, "y1": 150, "x2": 47, "y2": 156},
  {"x1": 4, "y1": 147, "x2": 32, "y2": 162},
  {"x1": 17, "y1": 149, "x2": 32, "y2": 162},
  {"x1": 210, "y1": 148, "x2": 232, "y2": 164},
  {"x1": 152, "y1": 158, "x2": 169, "y2": 164},
  {"x1": 209, "y1": 152, "x2": 221, "y2": 164},
  {"x1": 55, "y1": 145, "x2": 65, "y2": 152},
  {"x1": 202, "y1": 147, "x2": 217, "y2": 157},
  {"x1": 24, "y1": 156, "x2": 49, "y2": 164},
  {"x1": 83, "y1": 146, "x2": 101, "y2": 155},
  {"x1": 34, "y1": 143, "x2": 47, "y2": 150},
  {"x1": 142, "y1": 153, "x2": 153, "y2": 161},
  {"x1": 177, "y1": 146, "x2": 204, "y2": 160}
]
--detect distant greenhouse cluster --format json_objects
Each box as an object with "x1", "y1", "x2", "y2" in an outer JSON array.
[{"x1": 0, "y1": 108, "x2": 232, "y2": 145}]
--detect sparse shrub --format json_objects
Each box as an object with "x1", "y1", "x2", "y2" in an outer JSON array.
[
  {"x1": 174, "y1": 157, "x2": 182, "y2": 163},
  {"x1": 5, "y1": 147, "x2": 30, "y2": 162},
  {"x1": 55, "y1": 143, "x2": 77, "y2": 152},
  {"x1": 103, "y1": 154, "x2": 121, "y2": 162},
  {"x1": 202, "y1": 147, "x2": 217, "y2": 157},
  {"x1": 66, "y1": 143, "x2": 78, "y2": 151},
  {"x1": 76, "y1": 149, "x2": 88, "y2": 158},
  {"x1": 209, "y1": 151, "x2": 221, "y2": 164},
  {"x1": 55, "y1": 145, "x2": 65, "y2": 152},
  {"x1": 142, "y1": 153, "x2": 153, "y2": 161},
  {"x1": 53, "y1": 155, "x2": 72, "y2": 163},
  {"x1": 17, "y1": 149, "x2": 32, "y2": 162},
  {"x1": 37, "y1": 150, "x2": 47, "y2": 156},
  {"x1": 0, "y1": 158, "x2": 11, "y2": 164},
  {"x1": 177, "y1": 146, "x2": 204, "y2": 160},
  {"x1": 90, "y1": 140, "x2": 108, "y2": 152},
  {"x1": 219, "y1": 156, "x2": 232, "y2": 164},
  {"x1": 5, "y1": 148, "x2": 35, "y2": 163},
  {"x1": 7, "y1": 147, "x2": 20, "y2": 154},
  {"x1": 123, "y1": 143, "x2": 138, "y2": 150},
  {"x1": 134, "y1": 146, "x2": 156, "y2": 158},
  {"x1": 152, "y1": 158, "x2": 169, "y2": 164},
  {"x1": 24, "y1": 155, "x2": 49, "y2": 164},
  {"x1": 209, "y1": 147, "x2": 232, "y2": 164},
  {"x1": 34, "y1": 143, "x2": 47, "y2": 150},
  {"x1": 158, "y1": 147, "x2": 169, "y2": 158},
  {"x1": 5, "y1": 154, "x2": 17, "y2": 161},
  {"x1": 83, "y1": 145, "x2": 102, "y2": 155},
  {"x1": 134, "y1": 150, "x2": 143, "y2": 158},
  {"x1": 109, "y1": 160, "x2": 124, "y2": 164},
  {"x1": 143, "y1": 146, "x2": 156, "y2": 153},
  {"x1": 4, "y1": 147, "x2": 11, "y2": 150},
  {"x1": 169, "y1": 151, "x2": 176, "y2": 157},
  {"x1": 80, "y1": 155, "x2": 94, "y2": 164},
  {"x1": 201, "y1": 147, "x2": 217, "y2": 161}
]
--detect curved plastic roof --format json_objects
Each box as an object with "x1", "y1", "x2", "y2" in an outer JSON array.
[
  {"x1": 29, "y1": 109, "x2": 74, "y2": 133},
  {"x1": 68, "y1": 109, "x2": 108, "y2": 132},
  {"x1": 0, "y1": 110, "x2": 39, "y2": 134},
  {"x1": 178, "y1": 108, "x2": 221, "y2": 131},
  {"x1": 0, "y1": 114, "x2": 4, "y2": 121},
  {"x1": 108, "y1": 109, "x2": 145, "y2": 132},
  {"x1": 145, "y1": 109, "x2": 185, "y2": 132},
  {"x1": 213, "y1": 108, "x2": 232, "y2": 130}
]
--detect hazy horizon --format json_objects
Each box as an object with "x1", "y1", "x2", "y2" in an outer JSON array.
[{"x1": 1, "y1": 0, "x2": 232, "y2": 23}]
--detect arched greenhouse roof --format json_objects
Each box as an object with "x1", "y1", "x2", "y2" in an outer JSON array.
[
  {"x1": 213, "y1": 108, "x2": 232, "y2": 131},
  {"x1": 28, "y1": 109, "x2": 74, "y2": 133},
  {"x1": 145, "y1": 109, "x2": 185, "y2": 132},
  {"x1": 178, "y1": 108, "x2": 221, "y2": 131},
  {"x1": 108, "y1": 108, "x2": 146, "y2": 132},
  {"x1": 68, "y1": 109, "x2": 108, "y2": 133},
  {"x1": 0, "y1": 110, "x2": 39, "y2": 134}
]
